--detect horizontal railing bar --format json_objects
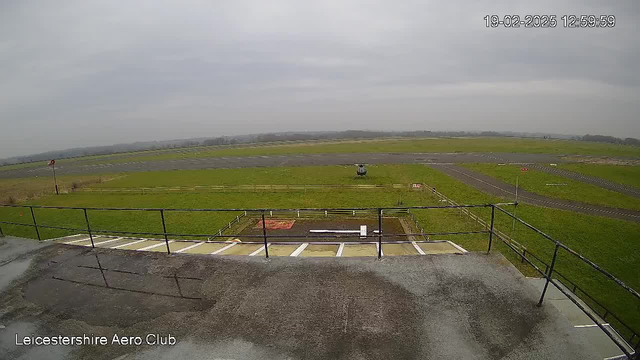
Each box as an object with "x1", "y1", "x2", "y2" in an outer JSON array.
[
  {"x1": 557, "y1": 245, "x2": 640, "y2": 300},
  {"x1": 494, "y1": 205, "x2": 557, "y2": 244},
  {"x1": 498, "y1": 235, "x2": 546, "y2": 277},
  {"x1": 0, "y1": 204, "x2": 502, "y2": 212}
]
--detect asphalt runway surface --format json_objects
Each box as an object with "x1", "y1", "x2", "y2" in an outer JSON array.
[
  {"x1": 0, "y1": 239, "x2": 598, "y2": 360},
  {"x1": 529, "y1": 164, "x2": 640, "y2": 199},
  {"x1": 0, "y1": 152, "x2": 565, "y2": 179},
  {"x1": 429, "y1": 164, "x2": 640, "y2": 223}
]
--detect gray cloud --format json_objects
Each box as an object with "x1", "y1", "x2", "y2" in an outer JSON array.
[{"x1": 0, "y1": 0, "x2": 639, "y2": 157}]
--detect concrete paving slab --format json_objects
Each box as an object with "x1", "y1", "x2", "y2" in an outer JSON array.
[
  {"x1": 577, "y1": 326, "x2": 631, "y2": 359},
  {"x1": 341, "y1": 244, "x2": 377, "y2": 257},
  {"x1": 218, "y1": 244, "x2": 262, "y2": 256},
  {"x1": 55, "y1": 234, "x2": 89, "y2": 243},
  {"x1": 300, "y1": 244, "x2": 338, "y2": 257},
  {"x1": 95, "y1": 237, "x2": 139, "y2": 249},
  {"x1": 382, "y1": 243, "x2": 419, "y2": 255},
  {"x1": 62, "y1": 237, "x2": 97, "y2": 246},
  {"x1": 418, "y1": 242, "x2": 462, "y2": 254},
  {"x1": 266, "y1": 244, "x2": 299, "y2": 256},
  {"x1": 147, "y1": 241, "x2": 195, "y2": 253},
  {"x1": 180, "y1": 242, "x2": 229, "y2": 254},
  {"x1": 119, "y1": 239, "x2": 162, "y2": 250},
  {"x1": 528, "y1": 277, "x2": 567, "y2": 300},
  {"x1": 550, "y1": 298, "x2": 597, "y2": 326}
]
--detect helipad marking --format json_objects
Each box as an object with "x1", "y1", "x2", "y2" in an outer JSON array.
[
  {"x1": 574, "y1": 323, "x2": 609, "y2": 328},
  {"x1": 412, "y1": 241, "x2": 426, "y2": 255},
  {"x1": 138, "y1": 241, "x2": 173, "y2": 251},
  {"x1": 64, "y1": 237, "x2": 92, "y2": 244},
  {"x1": 290, "y1": 243, "x2": 309, "y2": 257},
  {"x1": 447, "y1": 241, "x2": 468, "y2": 253},
  {"x1": 211, "y1": 242, "x2": 237, "y2": 255},
  {"x1": 175, "y1": 242, "x2": 204, "y2": 253},
  {"x1": 112, "y1": 239, "x2": 146, "y2": 249},
  {"x1": 249, "y1": 244, "x2": 270, "y2": 256},
  {"x1": 91, "y1": 237, "x2": 124, "y2": 246},
  {"x1": 336, "y1": 243, "x2": 345, "y2": 257}
]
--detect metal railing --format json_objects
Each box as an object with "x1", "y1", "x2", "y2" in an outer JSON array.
[
  {"x1": 423, "y1": 183, "x2": 639, "y2": 358},
  {"x1": 0, "y1": 204, "x2": 495, "y2": 257},
  {"x1": 0, "y1": 202, "x2": 637, "y2": 358},
  {"x1": 493, "y1": 205, "x2": 639, "y2": 359}
]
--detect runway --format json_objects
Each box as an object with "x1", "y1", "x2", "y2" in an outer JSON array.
[{"x1": 0, "y1": 152, "x2": 564, "y2": 178}]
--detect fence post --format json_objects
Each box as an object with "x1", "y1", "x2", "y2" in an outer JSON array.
[
  {"x1": 160, "y1": 210, "x2": 170, "y2": 254},
  {"x1": 487, "y1": 205, "x2": 495, "y2": 253},
  {"x1": 29, "y1": 206, "x2": 41, "y2": 241},
  {"x1": 538, "y1": 243, "x2": 560, "y2": 306},
  {"x1": 261, "y1": 212, "x2": 269, "y2": 258},
  {"x1": 377, "y1": 208, "x2": 383, "y2": 259},
  {"x1": 0, "y1": 222, "x2": 4, "y2": 237},
  {"x1": 83, "y1": 208, "x2": 95, "y2": 248}
]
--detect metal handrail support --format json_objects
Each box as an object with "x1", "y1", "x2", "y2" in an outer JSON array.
[{"x1": 538, "y1": 243, "x2": 560, "y2": 306}]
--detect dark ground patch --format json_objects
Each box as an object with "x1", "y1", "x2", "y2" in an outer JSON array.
[
  {"x1": 236, "y1": 217, "x2": 407, "y2": 243},
  {"x1": 0, "y1": 241, "x2": 598, "y2": 360}
]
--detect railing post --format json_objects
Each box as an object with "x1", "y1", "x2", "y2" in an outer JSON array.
[
  {"x1": 261, "y1": 212, "x2": 269, "y2": 258},
  {"x1": 160, "y1": 210, "x2": 170, "y2": 254},
  {"x1": 487, "y1": 205, "x2": 495, "y2": 253},
  {"x1": 29, "y1": 206, "x2": 41, "y2": 241},
  {"x1": 538, "y1": 243, "x2": 560, "y2": 306},
  {"x1": 377, "y1": 208, "x2": 383, "y2": 259},
  {"x1": 83, "y1": 208, "x2": 95, "y2": 248}
]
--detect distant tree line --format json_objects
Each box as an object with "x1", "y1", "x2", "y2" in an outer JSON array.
[
  {"x1": 581, "y1": 134, "x2": 640, "y2": 146},
  {"x1": 2, "y1": 130, "x2": 638, "y2": 166}
]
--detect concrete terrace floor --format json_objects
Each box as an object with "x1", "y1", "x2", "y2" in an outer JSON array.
[{"x1": 0, "y1": 236, "x2": 599, "y2": 360}]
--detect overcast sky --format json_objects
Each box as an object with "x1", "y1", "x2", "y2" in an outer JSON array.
[{"x1": 1, "y1": 1, "x2": 638, "y2": 157}]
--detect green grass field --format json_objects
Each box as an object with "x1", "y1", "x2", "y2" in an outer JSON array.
[
  {"x1": 461, "y1": 163, "x2": 640, "y2": 211},
  {"x1": 91, "y1": 165, "x2": 426, "y2": 188},
  {"x1": 560, "y1": 163, "x2": 640, "y2": 189},
  {"x1": 4, "y1": 137, "x2": 640, "y2": 172},
  {"x1": 1, "y1": 164, "x2": 638, "y2": 339}
]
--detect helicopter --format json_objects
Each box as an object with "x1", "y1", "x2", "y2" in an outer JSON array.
[{"x1": 355, "y1": 164, "x2": 368, "y2": 177}]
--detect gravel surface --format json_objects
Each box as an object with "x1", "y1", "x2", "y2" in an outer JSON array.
[{"x1": 0, "y1": 241, "x2": 599, "y2": 360}]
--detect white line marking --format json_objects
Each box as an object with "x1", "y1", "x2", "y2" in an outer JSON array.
[
  {"x1": 89, "y1": 237, "x2": 123, "y2": 246},
  {"x1": 336, "y1": 243, "x2": 345, "y2": 257},
  {"x1": 447, "y1": 241, "x2": 469, "y2": 253},
  {"x1": 64, "y1": 237, "x2": 92, "y2": 244},
  {"x1": 137, "y1": 241, "x2": 173, "y2": 251},
  {"x1": 376, "y1": 243, "x2": 384, "y2": 256},
  {"x1": 249, "y1": 244, "x2": 270, "y2": 256},
  {"x1": 211, "y1": 242, "x2": 237, "y2": 255},
  {"x1": 412, "y1": 242, "x2": 426, "y2": 255},
  {"x1": 574, "y1": 323, "x2": 609, "y2": 328},
  {"x1": 112, "y1": 239, "x2": 147, "y2": 249},
  {"x1": 603, "y1": 354, "x2": 630, "y2": 360},
  {"x1": 290, "y1": 243, "x2": 309, "y2": 257},
  {"x1": 175, "y1": 242, "x2": 204, "y2": 253}
]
